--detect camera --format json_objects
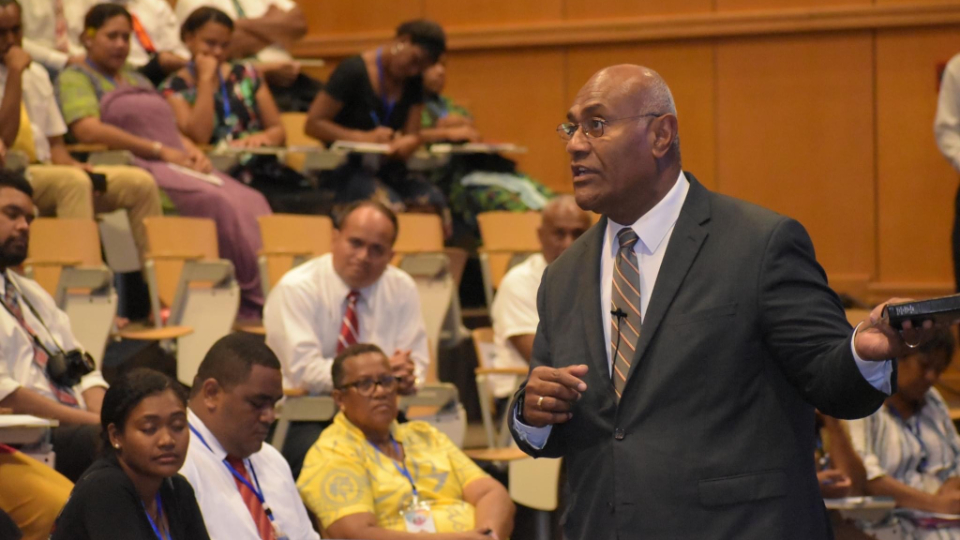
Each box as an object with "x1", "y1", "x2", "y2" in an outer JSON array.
[{"x1": 46, "y1": 349, "x2": 95, "y2": 388}]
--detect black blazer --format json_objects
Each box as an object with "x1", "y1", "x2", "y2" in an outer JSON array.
[{"x1": 509, "y1": 174, "x2": 891, "y2": 540}]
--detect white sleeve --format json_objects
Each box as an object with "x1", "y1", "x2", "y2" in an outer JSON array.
[
  {"x1": 512, "y1": 405, "x2": 552, "y2": 449},
  {"x1": 492, "y1": 271, "x2": 539, "y2": 340},
  {"x1": 263, "y1": 282, "x2": 335, "y2": 395},
  {"x1": 23, "y1": 39, "x2": 68, "y2": 71},
  {"x1": 153, "y1": 1, "x2": 190, "y2": 59},
  {"x1": 396, "y1": 280, "x2": 430, "y2": 388},
  {"x1": 936, "y1": 56, "x2": 960, "y2": 172},
  {"x1": 33, "y1": 67, "x2": 67, "y2": 138},
  {"x1": 850, "y1": 334, "x2": 893, "y2": 395},
  {"x1": 268, "y1": 0, "x2": 298, "y2": 12},
  {"x1": 845, "y1": 416, "x2": 886, "y2": 481}
]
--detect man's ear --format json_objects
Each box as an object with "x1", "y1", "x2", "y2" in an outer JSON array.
[
  {"x1": 200, "y1": 378, "x2": 222, "y2": 410},
  {"x1": 650, "y1": 114, "x2": 679, "y2": 159}
]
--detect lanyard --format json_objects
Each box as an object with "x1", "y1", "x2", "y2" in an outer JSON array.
[
  {"x1": 374, "y1": 48, "x2": 396, "y2": 127},
  {"x1": 130, "y1": 13, "x2": 157, "y2": 54},
  {"x1": 188, "y1": 424, "x2": 276, "y2": 521},
  {"x1": 370, "y1": 435, "x2": 419, "y2": 498},
  {"x1": 142, "y1": 492, "x2": 172, "y2": 540},
  {"x1": 188, "y1": 62, "x2": 233, "y2": 121},
  {"x1": 84, "y1": 58, "x2": 119, "y2": 88},
  {"x1": 888, "y1": 405, "x2": 929, "y2": 473}
]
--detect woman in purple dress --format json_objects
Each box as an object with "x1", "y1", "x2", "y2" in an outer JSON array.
[{"x1": 56, "y1": 3, "x2": 270, "y2": 319}]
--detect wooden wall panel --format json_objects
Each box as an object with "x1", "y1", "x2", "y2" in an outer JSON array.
[
  {"x1": 875, "y1": 27, "x2": 960, "y2": 292},
  {"x1": 716, "y1": 33, "x2": 875, "y2": 287},
  {"x1": 441, "y1": 50, "x2": 570, "y2": 192},
  {"x1": 564, "y1": 0, "x2": 714, "y2": 20},
  {"x1": 565, "y1": 41, "x2": 718, "y2": 190},
  {"x1": 300, "y1": 0, "x2": 422, "y2": 36},
  {"x1": 424, "y1": 0, "x2": 562, "y2": 27},
  {"x1": 716, "y1": 0, "x2": 869, "y2": 11}
]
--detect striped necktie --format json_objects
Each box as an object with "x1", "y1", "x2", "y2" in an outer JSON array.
[
  {"x1": 336, "y1": 290, "x2": 360, "y2": 353},
  {"x1": 610, "y1": 228, "x2": 641, "y2": 400},
  {"x1": 3, "y1": 277, "x2": 78, "y2": 406},
  {"x1": 225, "y1": 456, "x2": 275, "y2": 540}
]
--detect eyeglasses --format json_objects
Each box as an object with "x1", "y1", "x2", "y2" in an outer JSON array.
[
  {"x1": 556, "y1": 113, "x2": 665, "y2": 141},
  {"x1": 338, "y1": 375, "x2": 398, "y2": 396}
]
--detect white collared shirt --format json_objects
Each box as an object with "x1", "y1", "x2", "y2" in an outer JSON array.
[
  {"x1": 21, "y1": 0, "x2": 86, "y2": 71},
  {"x1": 180, "y1": 410, "x2": 320, "y2": 540},
  {"x1": 516, "y1": 171, "x2": 892, "y2": 447},
  {"x1": 263, "y1": 253, "x2": 430, "y2": 395},
  {"x1": 0, "y1": 272, "x2": 107, "y2": 406},
  {"x1": 174, "y1": 0, "x2": 296, "y2": 63},
  {"x1": 70, "y1": 0, "x2": 190, "y2": 69},
  {"x1": 0, "y1": 63, "x2": 66, "y2": 163}
]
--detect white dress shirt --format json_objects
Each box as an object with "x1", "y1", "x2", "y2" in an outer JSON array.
[
  {"x1": 516, "y1": 172, "x2": 893, "y2": 447},
  {"x1": 0, "y1": 272, "x2": 107, "y2": 407},
  {"x1": 174, "y1": 0, "x2": 296, "y2": 63},
  {"x1": 263, "y1": 253, "x2": 430, "y2": 395},
  {"x1": 180, "y1": 409, "x2": 320, "y2": 540},
  {"x1": 936, "y1": 53, "x2": 960, "y2": 172},
  {"x1": 21, "y1": 0, "x2": 86, "y2": 71},
  {"x1": 70, "y1": 0, "x2": 190, "y2": 69},
  {"x1": 490, "y1": 253, "x2": 546, "y2": 398},
  {"x1": 0, "y1": 63, "x2": 67, "y2": 163}
]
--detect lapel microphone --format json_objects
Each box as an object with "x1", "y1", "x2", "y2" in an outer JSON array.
[
  {"x1": 610, "y1": 308, "x2": 629, "y2": 389},
  {"x1": 611, "y1": 308, "x2": 628, "y2": 321}
]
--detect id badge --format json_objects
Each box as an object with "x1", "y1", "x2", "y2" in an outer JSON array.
[
  {"x1": 402, "y1": 500, "x2": 437, "y2": 533},
  {"x1": 271, "y1": 520, "x2": 290, "y2": 540}
]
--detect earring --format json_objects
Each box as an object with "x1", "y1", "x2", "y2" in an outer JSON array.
[{"x1": 114, "y1": 444, "x2": 120, "y2": 449}]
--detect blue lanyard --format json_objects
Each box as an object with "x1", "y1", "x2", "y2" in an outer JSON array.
[
  {"x1": 188, "y1": 424, "x2": 275, "y2": 521},
  {"x1": 188, "y1": 62, "x2": 233, "y2": 121},
  {"x1": 370, "y1": 435, "x2": 418, "y2": 498},
  {"x1": 374, "y1": 48, "x2": 396, "y2": 127},
  {"x1": 84, "y1": 58, "x2": 119, "y2": 87},
  {"x1": 142, "y1": 492, "x2": 172, "y2": 540},
  {"x1": 887, "y1": 405, "x2": 929, "y2": 472}
]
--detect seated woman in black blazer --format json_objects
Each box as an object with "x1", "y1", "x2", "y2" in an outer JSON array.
[{"x1": 52, "y1": 369, "x2": 209, "y2": 540}]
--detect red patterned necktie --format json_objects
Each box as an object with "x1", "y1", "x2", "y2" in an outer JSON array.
[
  {"x1": 225, "y1": 456, "x2": 275, "y2": 540},
  {"x1": 3, "y1": 278, "x2": 78, "y2": 406},
  {"x1": 336, "y1": 290, "x2": 360, "y2": 353}
]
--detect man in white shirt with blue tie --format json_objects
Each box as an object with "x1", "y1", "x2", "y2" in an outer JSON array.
[{"x1": 263, "y1": 199, "x2": 429, "y2": 476}]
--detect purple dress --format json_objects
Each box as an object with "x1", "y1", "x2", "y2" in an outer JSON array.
[{"x1": 98, "y1": 86, "x2": 269, "y2": 318}]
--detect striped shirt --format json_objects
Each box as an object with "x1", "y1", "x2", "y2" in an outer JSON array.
[{"x1": 848, "y1": 388, "x2": 960, "y2": 539}]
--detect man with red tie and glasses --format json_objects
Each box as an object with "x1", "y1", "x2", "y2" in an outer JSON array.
[
  {"x1": 264, "y1": 199, "x2": 430, "y2": 477},
  {"x1": 0, "y1": 169, "x2": 106, "y2": 482},
  {"x1": 181, "y1": 332, "x2": 319, "y2": 540}
]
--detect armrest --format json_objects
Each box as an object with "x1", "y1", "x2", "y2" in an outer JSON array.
[
  {"x1": 258, "y1": 249, "x2": 315, "y2": 257},
  {"x1": 475, "y1": 367, "x2": 529, "y2": 376},
  {"x1": 463, "y1": 447, "x2": 529, "y2": 462},
  {"x1": 284, "y1": 388, "x2": 308, "y2": 397},
  {"x1": 116, "y1": 325, "x2": 193, "y2": 341},
  {"x1": 66, "y1": 143, "x2": 109, "y2": 153},
  {"x1": 146, "y1": 252, "x2": 205, "y2": 261},
  {"x1": 24, "y1": 258, "x2": 83, "y2": 267},
  {"x1": 234, "y1": 322, "x2": 265, "y2": 335}
]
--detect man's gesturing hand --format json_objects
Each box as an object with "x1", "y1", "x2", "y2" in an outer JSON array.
[{"x1": 521, "y1": 365, "x2": 588, "y2": 427}]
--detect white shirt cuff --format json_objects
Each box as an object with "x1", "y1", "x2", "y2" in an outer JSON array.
[
  {"x1": 850, "y1": 329, "x2": 893, "y2": 395},
  {"x1": 512, "y1": 404, "x2": 552, "y2": 449}
]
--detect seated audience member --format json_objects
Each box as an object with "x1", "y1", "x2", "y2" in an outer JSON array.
[
  {"x1": 73, "y1": 0, "x2": 190, "y2": 86},
  {"x1": 180, "y1": 333, "x2": 319, "y2": 540},
  {"x1": 815, "y1": 413, "x2": 878, "y2": 540},
  {"x1": 847, "y1": 328, "x2": 960, "y2": 538},
  {"x1": 489, "y1": 196, "x2": 589, "y2": 405},
  {"x1": 298, "y1": 343, "x2": 514, "y2": 539},
  {"x1": 0, "y1": 0, "x2": 161, "y2": 262},
  {"x1": 420, "y1": 55, "x2": 554, "y2": 233},
  {"x1": 173, "y1": 0, "x2": 319, "y2": 112},
  {"x1": 0, "y1": 169, "x2": 106, "y2": 482},
  {"x1": 304, "y1": 20, "x2": 449, "y2": 225},
  {"x1": 52, "y1": 368, "x2": 210, "y2": 540},
  {"x1": 162, "y1": 7, "x2": 316, "y2": 214},
  {"x1": 57, "y1": 3, "x2": 272, "y2": 320},
  {"x1": 20, "y1": 0, "x2": 85, "y2": 75},
  {"x1": 264, "y1": 200, "x2": 429, "y2": 477},
  {"x1": 0, "y1": 444, "x2": 73, "y2": 540}
]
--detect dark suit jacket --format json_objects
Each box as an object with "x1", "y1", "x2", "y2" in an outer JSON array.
[{"x1": 509, "y1": 174, "x2": 892, "y2": 540}]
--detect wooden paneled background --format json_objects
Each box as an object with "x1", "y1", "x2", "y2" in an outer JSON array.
[{"x1": 280, "y1": 0, "x2": 960, "y2": 302}]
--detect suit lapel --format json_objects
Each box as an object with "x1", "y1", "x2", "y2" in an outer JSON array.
[
  {"x1": 576, "y1": 218, "x2": 611, "y2": 383},
  {"x1": 627, "y1": 174, "x2": 711, "y2": 381}
]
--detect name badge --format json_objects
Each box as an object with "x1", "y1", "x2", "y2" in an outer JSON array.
[
  {"x1": 402, "y1": 500, "x2": 436, "y2": 533},
  {"x1": 271, "y1": 519, "x2": 290, "y2": 540}
]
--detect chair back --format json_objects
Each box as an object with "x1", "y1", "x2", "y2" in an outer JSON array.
[
  {"x1": 281, "y1": 112, "x2": 321, "y2": 170},
  {"x1": 258, "y1": 214, "x2": 333, "y2": 295},
  {"x1": 143, "y1": 216, "x2": 219, "y2": 313},
  {"x1": 509, "y1": 457, "x2": 563, "y2": 511},
  {"x1": 393, "y1": 213, "x2": 444, "y2": 262},
  {"x1": 26, "y1": 218, "x2": 103, "y2": 296},
  {"x1": 476, "y1": 211, "x2": 541, "y2": 306}
]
